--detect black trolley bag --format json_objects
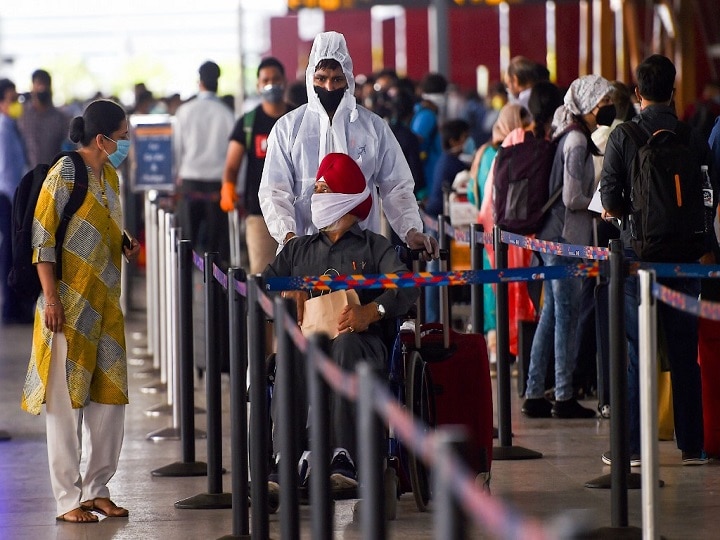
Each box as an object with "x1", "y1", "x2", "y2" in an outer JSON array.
[{"x1": 402, "y1": 249, "x2": 493, "y2": 484}]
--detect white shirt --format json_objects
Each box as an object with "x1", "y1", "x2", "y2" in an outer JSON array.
[{"x1": 173, "y1": 91, "x2": 235, "y2": 181}]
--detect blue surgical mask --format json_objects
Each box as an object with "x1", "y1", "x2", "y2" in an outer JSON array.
[{"x1": 103, "y1": 135, "x2": 131, "y2": 168}]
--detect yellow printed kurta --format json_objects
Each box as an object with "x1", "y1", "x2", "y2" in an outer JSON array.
[{"x1": 21, "y1": 156, "x2": 129, "y2": 415}]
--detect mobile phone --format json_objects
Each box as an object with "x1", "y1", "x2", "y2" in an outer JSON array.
[{"x1": 122, "y1": 230, "x2": 133, "y2": 251}]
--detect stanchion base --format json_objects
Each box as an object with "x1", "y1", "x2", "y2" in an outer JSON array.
[
  {"x1": 174, "y1": 492, "x2": 232, "y2": 509},
  {"x1": 586, "y1": 526, "x2": 644, "y2": 539},
  {"x1": 0, "y1": 430, "x2": 10, "y2": 441},
  {"x1": 145, "y1": 403, "x2": 173, "y2": 417},
  {"x1": 152, "y1": 461, "x2": 208, "y2": 477},
  {"x1": 217, "y1": 535, "x2": 251, "y2": 540},
  {"x1": 130, "y1": 346, "x2": 151, "y2": 357},
  {"x1": 584, "y1": 472, "x2": 663, "y2": 489},
  {"x1": 492, "y1": 445, "x2": 542, "y2": 460},
  {"x1": 140, "y1": 381, "x2": 167, "y2": 394},
  {"x1": 133, "y1": 368, "x2": 160, "y2": 380}
]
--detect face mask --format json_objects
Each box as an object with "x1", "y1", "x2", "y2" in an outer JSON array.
[
  {"x1": 595, "y1": 104, "x2": 616, "y2": 127},
  {"x1": 422, "y1": 92, "x2": 446, "y2": 112},
  {"x1": 103, "y1": 135, "x2": 131, "y2": 168},
  {"x1": 314, "y1": 86, "x2": 346, "y2": 114},
  {"x1": 7, "y1": 101, "x2": 22, "y2": 119},
  {"x1": 36, "y1": 90, "x2": 52, "y2": 105},
  {"x1": 261, "y1": 84, "x2": 285, "y2": 104},
  {"x1": 490, "y1": 95, "x2": 505, "y2": 111}
]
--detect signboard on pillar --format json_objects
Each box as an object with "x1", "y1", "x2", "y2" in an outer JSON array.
[{"x1": 130, "y1": 114, "x2": 175, "y2": 193}]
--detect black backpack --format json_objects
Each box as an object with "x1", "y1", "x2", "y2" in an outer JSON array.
[
  {"x1": 492, "y1": 130, "x2": 560, "y2": 234},
  {"x1": 621, "y1": 121, "x2": 706, "y2": 262},
  {"x1": 8, "y1": 151, "x2": 88, "y2": 300}
]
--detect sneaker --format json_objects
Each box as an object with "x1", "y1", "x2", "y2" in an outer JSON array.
[
  {"x1": 601, "y1": 450, "x2": 641, "y2": 467},
  {"x1": 298, "y1": 450, "x2": 312, "y2": 489},
  {"x1": 551, "y1": 398, "x2": 597, "y2": 419},
  {"x1": 329, "y1": 449, "x2": 358, "y2": 491},
  {"x1": 521, "y1": 397, "x2": 552, "y2": 418},
  {"x1": 682, "y1": 450, "x2": 709, "y2": 466},
  {"x1": 598, "y1": 404, "x2": 611, "y2": 419}
]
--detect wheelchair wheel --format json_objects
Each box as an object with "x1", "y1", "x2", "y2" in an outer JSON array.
[{"x1": 406, "y1": 350, "x2": 434, "y2": 512}]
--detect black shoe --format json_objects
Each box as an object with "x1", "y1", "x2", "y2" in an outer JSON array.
[
  {"x1": 330, "y1": 449, "x2": 358, "y2": 494},
  {"x1": 601, "y1": 451, "x2": 641, "y2": 467},
  {"x1": 551, "y1": 398, "x2": 597, "y2": 419},
  {"x1": 521, "y1": 397, "x2": 552, "y2": 418}
]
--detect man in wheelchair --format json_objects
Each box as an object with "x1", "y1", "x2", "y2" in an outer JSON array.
[{"x1": 262, "y1": 152, "x2": 419, "y2": 495}]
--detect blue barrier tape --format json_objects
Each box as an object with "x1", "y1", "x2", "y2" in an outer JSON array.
[
  {"x1": 653, "y1": 282, "x2": 720, "y2": 321},
  {"x1": 636, "y1": 262, "x2": 720, "y2": 279}
]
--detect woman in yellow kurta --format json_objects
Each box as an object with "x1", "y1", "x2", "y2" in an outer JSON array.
[{"x1": 21, "y1": 99, "x2": 140, "y2": 523}]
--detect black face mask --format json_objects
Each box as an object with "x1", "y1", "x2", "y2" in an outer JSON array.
[
  {"x1": 595, "y1": 104, "x2": 616, "y2": 127},
  {"x1": 36, "y1": 90, "x2": 52, "y2": 105},
  {"x1": 314, "y1": 86, "x2": 345, "y2": 114}
]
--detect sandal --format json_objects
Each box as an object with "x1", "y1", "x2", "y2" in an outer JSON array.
[
  {"x1": 80, "y1": 497, "x2": 129, "y2": 518},
  {"x1": 56, "y1": 508, "x2": 99, "y2": 523}
]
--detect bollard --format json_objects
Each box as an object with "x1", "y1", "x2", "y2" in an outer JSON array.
[
  {"x1": 220, "y1": 267, "x2": 250, "y2": 539},
  {"x1": 276, "y1": 296, "x2": 300, "y2": 540},
  {"x1": 433, "y1": 428, "x2": 468, "y2": 540},
  {"x1": 175, "y1": 252, "x2": 231, "y2": 509},
  {"x1": 247, "y1": 276, "x2": 270, "y2": 539},
  {"x1": 309, "y1": 333, "x2": 333, "y2": 540},
  {"x1": 470, "y1": 224, "x2": 485, "y2": 336},
  {"x1": 151, "y1": 240, "x2": 207, "y2": 477},
  {"x1": 492, "y1": 225, "x2": 541, "y2": 460},
  {"x1": 438, "y1": 215, "x2": 451, "y2": 344},
  {"x1": 357, "y1": 362, "x2": 385, "y2": 540}
]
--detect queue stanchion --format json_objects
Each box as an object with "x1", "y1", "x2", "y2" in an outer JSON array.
[
  {"x1": 638, "y1": 269, "x2": 660, "y2": 538},
  {"x1": 146, "y1": 222, "x2": 180, "y2": 424},
  {"x1": 175, "y1": 252, "x2": 231, "y2": 509},
  {"x1": 433, "y1": 428, "x2": 468, "y2": 540},
  {"x1": 585, "y1": 240, "x2": 643, "y2": 538},
  {"x1": 219, "y1": 267, "x2": 251, "y2": 540},
  {"x1": 438, "y1": 215, "x2": 451, "y2": 335},
  {"x1": 247, "y1": 275, "x2": 270, "y2": 539},
  {"x1": 491, "y1": 225, "x2": 542, "y2": 460},
  {"x1": 470, "y1": 224, "x2": 485, "y2": 336},
  {"x1": 357, "y1": 362, "x2": 386, "y2": 540},
  {"x1": 275, "y1": 296, "x2": 300, "y2": 534},
  {"x1": 309, "y1": 333, "x2": 334, "y2": 540},
  {"x1": 0, "y1": 431, "x2": 10, "y2": 441},
  {"x1": 152, "y1": 240, "x2": 207, "y2": 477}
]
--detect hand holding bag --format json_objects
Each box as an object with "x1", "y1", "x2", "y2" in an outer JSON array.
[{"x1": 300, "y1": 289, "x2": 360, "y2": 339}]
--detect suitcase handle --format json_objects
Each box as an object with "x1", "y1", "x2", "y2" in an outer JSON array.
[{"x1": 411, "y1": 249, "x2": 450, "y2": 350}]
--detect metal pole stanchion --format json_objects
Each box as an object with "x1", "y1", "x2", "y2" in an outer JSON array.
[
  {"x1": 492, "y1": 225, "x2": 541, "y2": 460},
  {"x1": 152, "y1": 240, "x2": 207, "y2": 477},
  {"x1": 639, "y1": 269, "x2": 659, "y2": 539},
  {"x1": 433, "y1": 428, "x2": 468, "y2": 540},
  {"x1": 309, "y1": 333, "x2": 333, "y2": 540},
  {"x1": 585, "y1": 240, "x2": 643, "y2": 538},
  {"x1": 276, "y1": 296, "x2": 300, "y2": 539},
  {"x1": 470, "y1": 224, "x2": 485, "y2": 336},
  {"x1": 438, "y1": 215, "x2": 451, "y2": 342},
  {"x1": 128, "y1": 193, "x2": 155, "y2": 365},
  {"x1": 357, "y1": 363, "x2": 385, "y2": 540},
  {"x1": 219, "y1": 267, "x2": 251, "y2": 540},
  {"x1": 247, "y1": 276, "x2": 270, "y2": 539},
  {"x1": 175, "y1": 252, "x2": 231, "y2": 509}
]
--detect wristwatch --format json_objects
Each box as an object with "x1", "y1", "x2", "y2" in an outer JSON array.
[{"x1": 375, "y1": 302, "x2": 386, "y2": 320}]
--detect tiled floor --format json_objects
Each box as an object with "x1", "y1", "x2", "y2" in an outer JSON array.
[{"x1": 1, "y1": 278, "x2": 719, "y2": 539}]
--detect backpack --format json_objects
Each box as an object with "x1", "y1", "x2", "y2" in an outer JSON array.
[
  {"x1": 492, "y1": 130, "x2": 560, "y2": 234},
  {"x1": 8, "y1": 151, "x2": 89, "y2": 300},
  {"x1": 621, "y1": 120, "x2": 706, "y2": 262}
]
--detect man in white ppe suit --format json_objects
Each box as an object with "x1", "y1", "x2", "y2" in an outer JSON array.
[{"x1": 259, "y1": 31, "x2": 438, "y2": 257}]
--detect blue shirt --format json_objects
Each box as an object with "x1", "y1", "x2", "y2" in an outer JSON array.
[
  {"x1": 424, "y1": 151, "x2": 467, "y2": 217},
  {"x1": 0, "y1": 114, "x2": 27, "y2": 199}
]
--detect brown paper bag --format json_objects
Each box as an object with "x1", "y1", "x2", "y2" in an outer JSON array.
[{"x1": 300, "y1": 289, "x2": 360, "y2": 339}]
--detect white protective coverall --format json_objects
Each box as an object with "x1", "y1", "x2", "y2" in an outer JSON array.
[{"x1": 258, "y1": 31, "x2": 423, "y2": 246}]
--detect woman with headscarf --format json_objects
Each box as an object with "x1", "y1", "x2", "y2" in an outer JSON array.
[
  {"x1": 467, "y1": 103, "x2": 530, "y2": 353},
  {"x1": 521, "y1": 74, "x2": 611, "y2": 419}
]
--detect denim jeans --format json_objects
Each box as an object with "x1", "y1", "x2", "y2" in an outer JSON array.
[
  {"x1": 525, "y1": 252, "x2": 581, "y2": 401},
  {"x1": 624, "y1": 271, "x2": 703, "y2": 455}
]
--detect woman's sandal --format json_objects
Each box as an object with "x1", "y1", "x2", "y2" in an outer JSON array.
[
  {"x1": 56, "y1": 508, "x2": 99, "y2": 523},
  {"x1": 80, "y1": 497, "x2": 129, "y2": 518}
]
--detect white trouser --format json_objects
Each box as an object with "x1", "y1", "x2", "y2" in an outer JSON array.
[{"x1": 45, "y1": 333, "x2": 125, "y2": 516}]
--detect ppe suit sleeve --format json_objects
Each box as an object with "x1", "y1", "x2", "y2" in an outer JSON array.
[{"x1": 259, "y1": 120, "x2": 298, "y2": 244}]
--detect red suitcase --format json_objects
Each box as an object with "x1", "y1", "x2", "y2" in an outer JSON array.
[{"x1": 403, "y1": 250, "x2": 494, "y2": 479}]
